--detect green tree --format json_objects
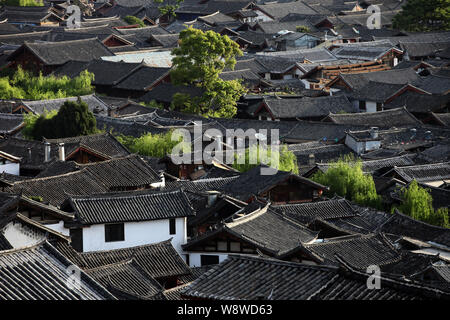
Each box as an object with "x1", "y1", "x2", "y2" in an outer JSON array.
[
  {"x1": 170, "y1": 27, "x2": 247, "y2": 118},
  {"x1": 124, "y1": 16, "x2": 146, "y2": 28},
  {"x1": 153, "y1": 0, "x2": 184, "y2": 20},
  {"x1": 139, "y1": 100, "x2": 164, "y2": 109},
  {"x1": 22, "y1": 109, "x2": 57, "y2": 139},
  {"x1": 0, "y1": 67, "x2": 94, "y2": 100},
  {"x1": 233, "y1": 144, "x2": 299, "y2": 174},
  {"x1": 392, "y1": 0, "x2": 450, "y2": 32},
  {"x1": 296, "y1": 25, "x2": 311, "y2": 33},
  {"x1": 311, "y1": 158, "x2": 382, "y2": 209},
  {"x1": 1, "y1": 0, "x2": 44, "y2": 6},
  {"x1": 116, "y1": 130, "x2": 191, "y2": 158},
  {"x1": 394, "y1": 180, "x2": 449, "y2": 228},
  {"x1": 28, "y1": 99, "x2": 97, "y2": 140}
]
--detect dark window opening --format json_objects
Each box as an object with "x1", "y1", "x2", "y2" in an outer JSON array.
[
  {"x1": 169, "y1": 218, "x2": 176, "y2": 235},
  {"x1": 70, "y1": 228, "x2": 83, "y2": 252},
  {"x1": 105, "y1": 223, "x2": 124, "y2": 242},
  {"x1": 359, "y1": 100, "x2": 366, "y2": 111},
  {"x1": 201, "y1": 255, "x2": 219, "y2": 266}
]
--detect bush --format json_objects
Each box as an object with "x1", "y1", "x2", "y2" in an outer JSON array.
[
  {"x1": 296, "y1": 25, "x2": 311, "y2": 33},
  {"x1": 394, "y1": 180, "x2": 449, "y2": 228},
  {"x1": 232, "y1": 144, "x2": 299, "y2": 174},
  {"x1": 311, "y1": 157, "x2": 382, "y2": 209},
  {"x1": 116, "y1": 130, "x2": 191, "y2": 158},
  {"x1": 124, "y1": 16, "x2": 145, "y2": 27},
  {"x1": 0, "y1": 67, "x2": 94, "y2": 100},
  {"x1": 26, "y1": 99, "x2": 98, "y2": 140},
  {"x1": 1, "y1": 0, "x2": 43, "y2": 6}
]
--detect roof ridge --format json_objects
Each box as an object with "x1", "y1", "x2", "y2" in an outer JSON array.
[
  {"x1": 0, "y1": 237, "x2": 47, "y2": 255},
  {"x1": 227, "y1": 253, "x2": 338, "y2": 271},
  {"x1": 81, "y1": 238, "x2": 173, "y2": 255}
]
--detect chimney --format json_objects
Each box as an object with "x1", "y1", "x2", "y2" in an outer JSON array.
[
  {"x1": 410, "y1": 128, "x2": 417, "y2": 141},
  {"x1": 58, "y1": 143, "x2": 65, "y2": 161},
  {"x1": 207, "y1": 192, "x2": 218, "y2": 207},
  {"x1": 44, "y1": 142, "x2": 51, "y2": 162},
  {"x1": 308, "y1": 154, "x2": 315, "y2": 166},
  {"x1": 370, "y1": 127, "x2": 379, "y2": 139}
]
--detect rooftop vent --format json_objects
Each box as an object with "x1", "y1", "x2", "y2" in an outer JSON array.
[
  {"x1": 44, "y1": 142, "x2": 51, "y2": 163},
  {"x1": 370, "y1": 127, "x2": 379, "y2": 139}
]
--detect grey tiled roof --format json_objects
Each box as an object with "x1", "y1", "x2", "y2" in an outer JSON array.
[
  {"x1": 81, "y1": 240, "x2": 191, "y2": 280},
  {"x1": 52, "y1": 60, "x2": 142, "y2": 86},
  {"x1": 379, "y1": 210, "x2": 450, "y2": 247},
  {"x1": 181, "y1": 254, "x2": 448, "y2": 300},
  {"x1": 0, "y1": 113, "x2": 23, "y2": 134},
  {"x1": 384, "y1": 162, "x2": 450, "y2": 183},
  {"x1": 85, "y1": 259, "x2": 164, "y2": 300},
  {"x1": 8, "y1": 155, "x2": 161, "y2": 207},
  {"x1": 304, "y1": 233, "x2": 401, "y2": 269},
  {"x1": 257, "y1": 95, "x2": 356, "y2": 119},
  {"x1": 8, "y1": 38, "x2": 114, "y2": 66},
  {"x1": 20, "y1": 94, "x2": 111, "y2": 116},
  {"x1": 274, "y1": 198, "x2": 358, "y2": 222},
  {"x1": 181, "y1": 255, "x2": 338, "y2": 300},
  {"x1": 325, "y1": 108, "x2": 422, "y2": 128},
  {"x1": 221, "y1": 165, "x2": 327, "y2": 201},
  {"x1": 68, "y1": 189, "x2": 195, "y2": 225},
  {"x1": 0, "y1": 241, "x2": 115, "y2": 300}
]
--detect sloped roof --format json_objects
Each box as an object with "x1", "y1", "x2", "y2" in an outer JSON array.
[
  {"x1": 184, "y1": 205, "x2": 318, "y2": 256},
  {"x1": 181, "y1": 253, "x2": 448, "y2": 300},
  {"x1": 327, "y1": 68, "x2": 421, "y2": 90},
  {"x1": 85, "y1": 259, "x2": 164, "y2": 300},
  {"x1": 67, "y1": 189, "x2": 195, "y2": 225},
  {"x1": 426, "y1": 111, "x2": 450, "y2": 127},
  {"x1": 140, "y1": 83, "x2": 205, "y2": 103},
  {"x1": 148, "y1": 33, "x2": 179, "y2": 48},
  {"x1": 401, "y1": 42, "x2": 450, "y2": 58},
  {"x1": 7, "y1": 155, "x2": 161, "y2": 207},
  {"x1": 114, "y1": 66, "x2": 170, "y2": 91},
  {"x1": 349, "y1": 82, "x2": 427, "y2": 103},
  {"x1": 274, "y1": 198, "x2": 358, "y2": 222},
  {"x1": 52, "y1": 60, "x2": 142, "y2": 86},
  {"x1": 415, "y1": 75, "x2": 450, "y2": 95},
  {"x1": 379, "y1": 210, "x2": 450, "y2": 247},
  {"x1": 45, "y1": 133, "x2": 130, "y2": 160},
  {"x1": 324, "y1": 107, "x2": 422, "y2": 128},
  {"x1": 310, "y1": 155, "x2": 417, "y2": 175},
  {"x1": 20, "y1": 94, "x2": 111, "y2": 116},
  {"x1": 384, "y1": 162, "x2": 450, "y2": 183},
  {"x1": 332, "y1": 46, "x2": 401, "y2": 61},
  {"x1": 304, "y1": 233, "x2": 401, "y2": 269},
  {"x1": 0, "y1": 241, "x2": 115, "y2": 300},
  {"x1": 257, "y1": 95, "x2": 356, "y2": 119},
  {"x1": 288, "y1": 142, "x2": 355, "y2": 166},
  {"x1": 256, "y1": 1, "x2": 318, "y2": 20},
  {"x1": 164, "y1": 176, "x2": 239, "y2": 193},
  {"x1": 260, "y1": 47, "x2": 337, "y2": 63},
  {"x1": 182, "y1": 255, "x2": 338, "y2": 300},
  {"x1": 197, "y1": 11, "x2": 237, "y2": 26},
  {"x1": 8, "y1": 38, "x2": 114, "y2": 66},
  {"x1": 0, "y1": 30, "x2": 50, "y2": 45},
  {"x1": 81, "y1": 240, "x2": 191, "y2": 279},
  {"x1": 0, "y1": 113, "x2": 23, "y2": 134},
  {"x1": 221, "y1": 165, "x2": 327, "y2": 201}
]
